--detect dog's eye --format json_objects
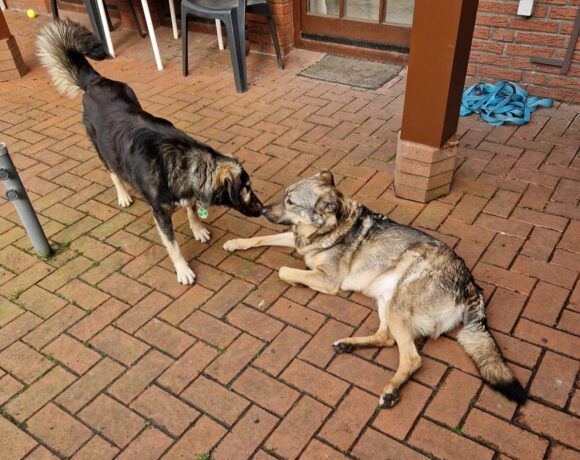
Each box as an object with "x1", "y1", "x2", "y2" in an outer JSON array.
[{"x1": 286, "y1": 197, "x2": 294, "y2": 206}]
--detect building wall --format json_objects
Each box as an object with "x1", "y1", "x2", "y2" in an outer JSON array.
[{"x1": 469, "y1": 0, "x2": 579, "y2": 103}]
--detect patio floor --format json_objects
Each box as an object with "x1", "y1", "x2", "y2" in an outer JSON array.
[{"x1": 1, "y1": 9, "x2": 579, "y2": 460}]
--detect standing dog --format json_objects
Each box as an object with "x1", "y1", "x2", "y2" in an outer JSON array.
[
  {"x1": 224, "y1": 171, "x2": 527, "y2": 408},
  {"x1": 37, "y1": 20, "x2": 262, "y2": 284}
]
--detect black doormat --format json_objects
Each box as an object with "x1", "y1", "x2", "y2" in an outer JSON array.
[{"x1": 299, "y1": 55, "x2": 404, "y2": 90}]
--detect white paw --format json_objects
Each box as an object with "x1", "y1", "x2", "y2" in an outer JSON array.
[
  {"x1": 278, "y1": 266, "x2": 296, "y2": 286},
  {"x1": 118, "y1": 192, "x2": 133, "y2": 208},
  {"x1": 223, "y1": 239, "x2": 246, "y2": 252},
  {"x1": 176, "y1": 264, "x2": 196, "y2": 285},
  {"x1": 192, "y1": 227, "x2": 211, "y2": 243}
]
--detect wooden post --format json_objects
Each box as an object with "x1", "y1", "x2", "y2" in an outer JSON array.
[
  {"x1": 394, "y1": 0, "x2": 479, "y2": 202},
  {"x1": 0, "y1": 10, "x2": 11, "y2": 40},
  {"x1": 0, "y1": 10, "x2": 27, "y2": 81}
]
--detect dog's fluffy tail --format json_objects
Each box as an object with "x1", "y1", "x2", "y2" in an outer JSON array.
[
  {"x1": 458, "y1": 288, "x2": 527, "y2": 404},
  {"x1": 36, "y1": 19, "x2": 110, "y2": 98}
]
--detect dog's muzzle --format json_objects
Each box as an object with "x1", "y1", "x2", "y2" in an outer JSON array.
[{"x1": 261, "y1": 205, "x2": 292, "y2": 225}]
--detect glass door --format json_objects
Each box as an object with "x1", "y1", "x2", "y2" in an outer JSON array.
[{"x1": 301, "y1": 0, "x2": 414, "y2": 48}]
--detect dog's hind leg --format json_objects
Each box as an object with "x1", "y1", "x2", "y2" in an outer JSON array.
[
  {"x1": 153, "y1": 208, "x2": 196, "y2": 285},
  {"x1": 379, "y1": 313, "x2": 421, "y2": 408},
  {"x1": 223, "y1": 232, "x2": 295, "y2": 252},
  {"x1": 110, "y1": 173, "x2": 133, "y2": 208},
  {"x1": 186, "y1": 204, "x2": 211, "y2": 243},
  {"x1": 333, "y1": 300, "x2": 395, "y2": 353}
]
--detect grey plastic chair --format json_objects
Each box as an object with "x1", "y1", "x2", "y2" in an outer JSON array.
[{"x1": 181, "y1": 0, "x2": 284, "y2": 93}]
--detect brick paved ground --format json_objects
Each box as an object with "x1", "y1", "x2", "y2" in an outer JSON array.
[{"x1": 1, "y1": 10, "x2": 579, "y2": 460}]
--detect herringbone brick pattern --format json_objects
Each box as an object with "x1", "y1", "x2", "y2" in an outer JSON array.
[{"x1": 1, "y1": 10, "x2": 579, "y2": 460}]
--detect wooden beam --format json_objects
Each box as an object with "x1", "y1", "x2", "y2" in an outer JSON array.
[
  {"x1": 400, "y1": 0, "x2": 479, "y2": 148},
  {"x1": 0, "y1": 9, "x2": 11, "y2": 40},
  {"x1": 0, "y1": 10, "x2": 27, "y2": 81}
]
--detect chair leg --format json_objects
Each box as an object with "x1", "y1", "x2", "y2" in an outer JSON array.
[
  {"x1": 168, "y1": 0, "x2": 179, "y2": 40},
  {"x1": 266, "y1": 11, "x2": 284, "y2": 69},
  {"x1": 50, "y1": 0, "x2": 59, "y2": 18},
  {"x1": 182, "y1": 10, "x2": 189, "y2": 76},
  {"x1": 215, "y1": 19, "x2": 224, "y2": 50},
  {"x1": 223, "y1": 16, "x2": 247, "y2": 93},
  {"x1": 84, "y1": 0, "x2": 106, "y2": 44},
  {"x1": 125, "y1": 0, "x2": 146, "y2": 38},
  {"x1": 236, "y1": 8, "x2": 247, "y2": 77}
]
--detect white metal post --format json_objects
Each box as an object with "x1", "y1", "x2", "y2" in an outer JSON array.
[
  {"x1": 141, "y1": 0, "x2": 164, "y2": 70},
  {"x1": 215, "y1": 19, "x2": 224, "y2": 50},
  {"x1": 95, "y1": 0, "x2": 115, "y2": 57},
  {"x1": 168, "y1": 0, "x2": 179, "y2": 39}
]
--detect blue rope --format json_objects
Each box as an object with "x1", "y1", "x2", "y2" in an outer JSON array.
[{"x1": 460, "y1": 81, "x2": 553, "y2": 126}]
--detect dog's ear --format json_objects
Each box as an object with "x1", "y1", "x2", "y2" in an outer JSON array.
[
  {"x1": 319, "y1": 170, "x2": 335, "y2": 186},
  {"x1": 214, "y1": 162, "x2": 241, "y2": 188},
  {"x1": 314, "y1": 190, "x2": 338, "y2": 215}
]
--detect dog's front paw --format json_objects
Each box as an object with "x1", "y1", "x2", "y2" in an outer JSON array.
[
  {"x1": 379, "y1": 389, "x2": 400, "y2": 409},
  {"x1": 176, "y1": 264, "x2": 196, "y2": 285},
  {"x1": 278, "y1": 267, "x2": 297, "y2": 286},
  {"x1": 223, "y1": 239, "x2": 247, "y2": 252},
  {"x1": 192, "y1": 227, "x2": 211, "y2": 243},
  {"x1": 118, "y1": 192, "x2": 133, "y2": 208},
  {"x1": 332, "y1": 340, "x2": 354, "y2": 354}
]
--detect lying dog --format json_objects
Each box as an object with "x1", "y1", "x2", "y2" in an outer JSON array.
[
  {"x1": 37, "y1": 20, "x2": 262, "y2": 284},
  {"x1": 224, "y1": 171, "x2": 527, "y2": 408}
]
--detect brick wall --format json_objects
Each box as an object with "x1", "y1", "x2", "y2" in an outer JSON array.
[{"x1": 469, "y1": 0, "x2": 579, "y2": 103}]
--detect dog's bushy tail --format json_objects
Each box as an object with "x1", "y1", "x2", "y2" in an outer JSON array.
[
  {"x1": 458, "y1": 287, "x2": 527, "y2": 404},
  {"x1": 36, "y1": 19, "x2": 110, "y2": 98}
]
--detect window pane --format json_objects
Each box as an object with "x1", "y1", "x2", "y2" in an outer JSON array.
[
  {"x1": 345, "y1": 0, "x2": 380, "y2": 21},
  {"x1": 384, "y1": 0, "x2": 414, "y2": 25},
  {"x1": 308, "y1": 0, "x2": 340, "y2": 16}
]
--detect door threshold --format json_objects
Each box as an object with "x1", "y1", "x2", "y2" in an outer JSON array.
[{"x1": 296, "y1": 33, "x2": 409, "y2": 64}]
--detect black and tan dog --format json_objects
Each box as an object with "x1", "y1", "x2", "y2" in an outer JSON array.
[
  {"x1": 37, "y1": 20, "x2": 262, "y2": 284},
  {"x1": 224, "y1": 171, "x2": 527, "y2": 408}
]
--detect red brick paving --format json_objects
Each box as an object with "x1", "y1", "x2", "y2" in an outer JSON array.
[{"x1": 0, "y1": 9, "x2": 579, "y2": 460}]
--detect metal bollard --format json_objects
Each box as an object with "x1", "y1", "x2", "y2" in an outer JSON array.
[{"x1": 0, "y1": 142, "x2": 53, "y2": 258}]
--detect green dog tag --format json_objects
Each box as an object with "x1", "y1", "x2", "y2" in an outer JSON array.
[{"x1": 197, "y1": 207, "x2": 209, "y2": 219}]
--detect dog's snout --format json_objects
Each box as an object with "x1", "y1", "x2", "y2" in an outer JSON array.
[{"x1": 261, "y1": 206, "x2": 270, "y2": 215}]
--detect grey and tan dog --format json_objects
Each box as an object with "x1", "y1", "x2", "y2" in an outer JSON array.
[{"x1": 224, "y1": 171, "x2": 527, "y2": 408}]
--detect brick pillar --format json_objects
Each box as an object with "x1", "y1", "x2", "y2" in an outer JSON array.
[
  {"x1": 394, "y1": 0, "x2": 479, "y2": 203},
  {"x1": 0, "y1": 10, "x2": 27, "y2": 82}
]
